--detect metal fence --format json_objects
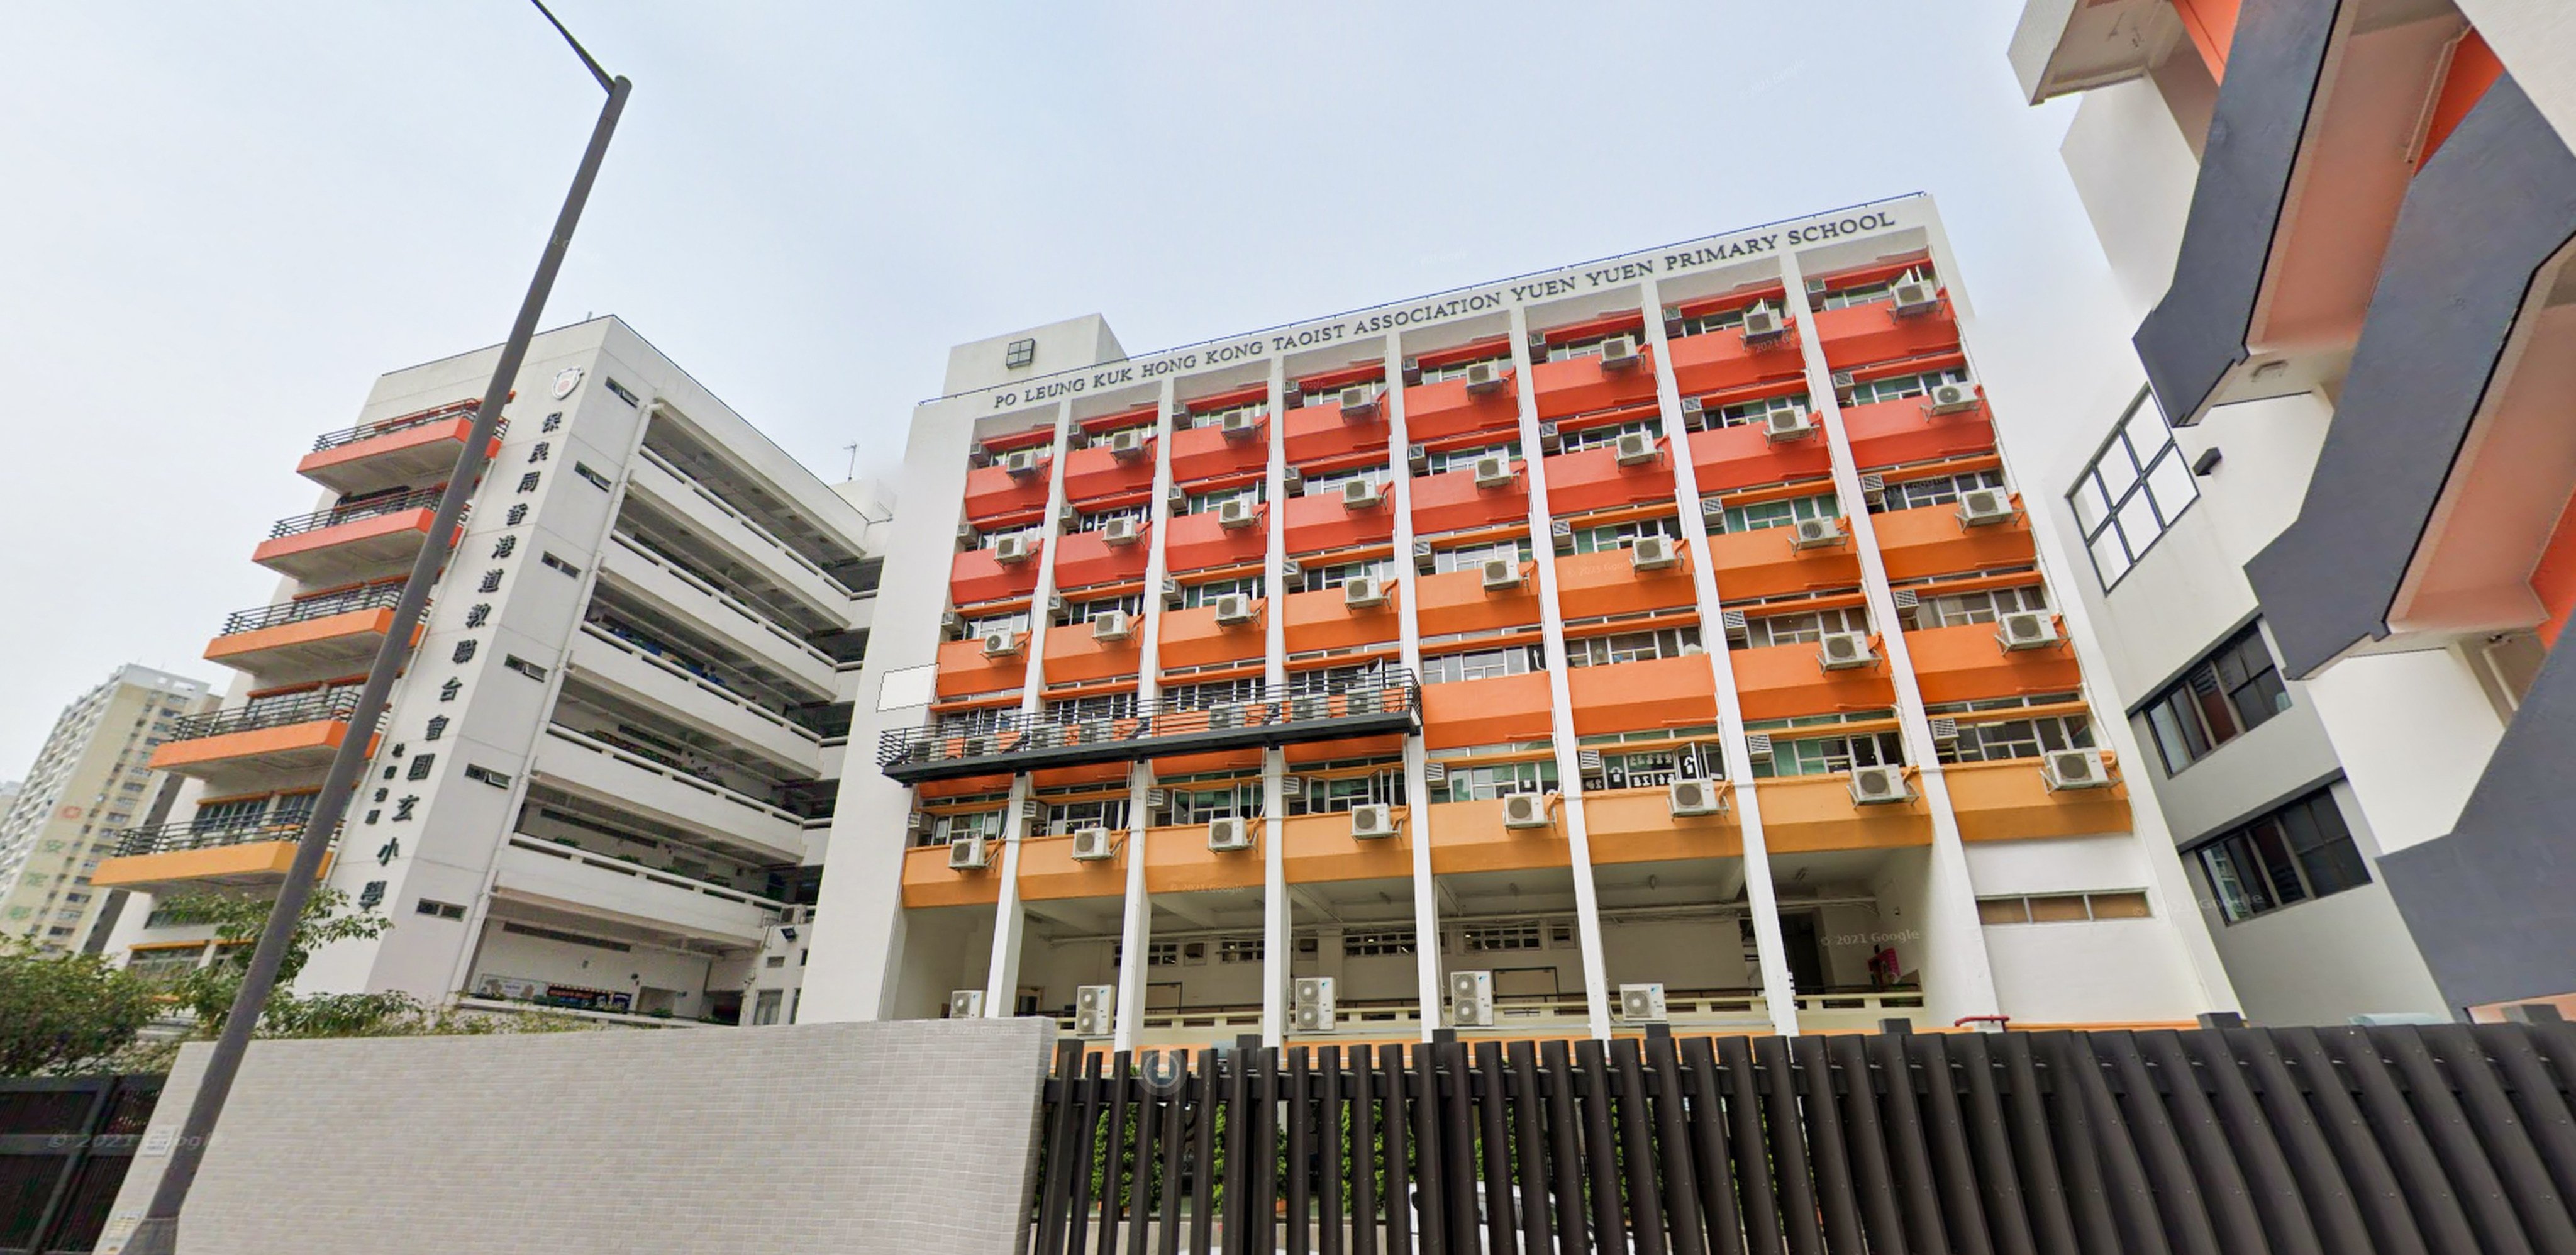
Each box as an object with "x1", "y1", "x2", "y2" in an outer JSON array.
[
  {"x1": 0, "y1": 1076, "x2": 160, "y2": 1255},
  {"x1": 1031, "y1": 1021, "x2": 2576, "y2": 1254}
]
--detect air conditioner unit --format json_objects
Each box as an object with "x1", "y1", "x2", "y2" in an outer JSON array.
[
  {"x1": 1551, "y1": 518, "x2": 1575, "y2": 553},
  {"x1": 949, "y1": 990, "x2": 984, "y2": 1019},
  {"x1": 1412, "y1": 538, "x2": 1435, "y2": 571},
  {"x1": 1598, "y1": 335, "x2": 1640, "y2": 369},
  {"x1": 954, "y1": 523, "x2": 980, "y2": 550},
  {"x1": 1108, "y1": 428, "x2": 1148, "y2": 460},
  {"x1": 1741, "y1": 303, "x2": 1787, "y2": 343},
  {"x1": 1161, "y1": 577, "x2": 1182, "y2": 608},
  {"x1": 1407, "y1": 443, "x2": 1430, "y2": 474},
  {"x1": 1790, "y1": 516, "x2": 1845, "y2": 550},
  {"x1": 1848, "y1": 766, "x2": 1914, "y2": 806},
  {"x1": 1956, "y1": 489, "x2": 2016, "y2": 527},
  {"x1": 1700, "y1": 496, "x2": 1728, "y2": 523},
  {"x1": 1350, "y1": 805, "x2": 1397, "y2": 839},
  {"x1": 960, "y1": 734, "x2": 996, "y2": 757},
  {"x1": 1207, "y1": 817, "x2": 1252, "y2": 852},
  {"x1": 1668, "y1": 778, "x2": 1725, "y2": 817},
  {"x1": 1472, "y1": 455, "x2": 1515, "y2": 488},
  {"x1": 1077, "y1": 718, "x2": 1111, "y2": 744},
  {"x1": 1722, "y1": 608, "x2": 1750, "y2": 640},
  {"x1": 1806, "y1": 277, "x2": 1830, "y2": 296},
  {"x1": 1056, "y1": 505, "x2": 1079, "y2": 532},
  {"x1": 1678, "y1": 396, "x2": 1706, "y2": 427},
  {"x1": 1480, "y1": 559, "x2": 1522, "y2": 592},
  {"x1": 1619, "y1": 983, "x2": 1668, "y2": 1024},
  {"x1": 1090, "y1": 611, "x2": 1131, "y2": 643},
  {"x1": 1221, "y1": 410, "x2": 1262, "y2": 440},
  {"x1": 1217, "y1": 498, "x2": 1258, "y2": 530},
  {"x1": 980, "y1": 630, "x2": 1023, "y2": 658},
  {"x1": 1283, "y1": 468, "x2": 1305, "y2": 495},
  {"x1": 1343, "y1": 576, "x2": 1387, "y2": 609},
  {"x1": 1074, "y1": 984, "x2": 1115, "y2": 1037},
  {"x1": 1070, "y1": 827, "x2": 1116, "y2": 861},
  {"x1": 1338, "y1": 386, "x2": 1380, "y2": 420},
  {"x1": 940, "y1": 610, "x2": 967, "y2": 639},
  {"x1": 1341, "y1": 479, "x2": 1385, "y2": 510},
  {"x1": 1423, "y1": 762, "x2": 1448, "y2": 784},
  {"x1": 2041, "y1": 749, "x2": 2114, "y2": 791},
  {"x1": 1205, "y1": 700, "x2": 1243, "y2": 730},
  {"x1": 1746, "y1": 732, "x2": 1774, "y2": 762},
  {"x1": 1464, "y1": 361, "x2": 1505, "y2": 394},
  {"x1": 1763, "y1": 406, "x2": 1816, "y2": 442},
  {"x1": 1928, "y1": 717, "x2": 1960, "y2": 743},
  {"x1": 1346, "y1": 687, "x2": 1382, "y2": 715},
  {"x1": 1818, "y1": 631, "x2": 1877, "y2": 670},
  {"x1": 1401, "y1": 356, "x2": 1423, "y2": 386},
  {"x1": 1165, "y1": 484, "x2": 1186, "y2": 512},
  {"x1": 1891, "y1": 273, "x2": 1942, "y2": 316},
  {"x1": 1630, "y1": 535, "x2": 1679, "y2": 571},
  {"x1": 1537, "y1": 421, "x2": 1561, "y2": 454},
  {"x1": 1926, "y1": 381, "x2": 1980, "y2": 414},
  {"x1": 1613, "y1": 431, "x2": 1658, "y2": 466},
  {"x1": 1294, "y1": 976, "x2": 1338, "y2": 1032},
  {"x1": 1003, "y1": 448, "x2": 1043, "y2": 478},
  {"x1": 947, "y1": 835, "x2": 989, "y2": 870},
  {"x1": 1280, "y1": 694, "x2": 1325, "y2": 723},
  {"x1": 1501, "y1": 792, "x2": 1552, "y2": 830},
  {"x1": 1214, "y1": 594, "x2": 1257, "y2": 625},
  {"x1": 1997, "y1": 612, "x2": 2061, "y2": 651},
  {"x1": 1102, "y1": 516, "x2": 1141, "y2": 545},
  {"x1": 1045, "y1": 592, "x2": 1067, "y2": 620},
  {"x1": 994, "y1": 534, "x2": 1032, "y2": 564},
  {"x1": 1450, "y1": 970, "x2": 1495, "y2": 1027}
]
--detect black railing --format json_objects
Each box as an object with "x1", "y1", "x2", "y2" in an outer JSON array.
[
  {"x1": 879, "y1": 669, "x2": 1421, "y2": 784},
  {"x1": 166, "y1": 689, "x2": 362, "y2": 742},
  {"x1": 216, "y1": 584, "x2": 405, "y2": 637},
  {"x1": 0, "y1": 1074, "x2": 162, "y2": 1253},
  {"x1": 109, "y1": 818, "x2": 318, "y2": 858},
  {"x1": 267, "y1": 486, "x2": 446, "y2": 540},
  {"x1": 308, "y1": 399, "x2": 486, "y2": 453}
]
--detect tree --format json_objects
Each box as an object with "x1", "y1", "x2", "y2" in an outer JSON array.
[
  {"x1": 151, "y1": 887, "x2": 418, "y2": 1038},
  {"x1": 0, "y1": 939, "x2": 158, "y2": 1076}
]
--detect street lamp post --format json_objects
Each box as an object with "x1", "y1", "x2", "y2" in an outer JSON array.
[{"x1": 118, "y1": 7, "x2": 626, "y2": 1252}]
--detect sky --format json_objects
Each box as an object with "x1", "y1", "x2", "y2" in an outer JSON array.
[{"x1": 0, "y1": 1, "x2": 2137, "y2": 773}]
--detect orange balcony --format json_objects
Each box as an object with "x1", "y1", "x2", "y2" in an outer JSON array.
[
  {"x1": 1552, "y1": 548, "x2": 1697, "y2": 618},
  {"x1": 1169, "y1": 423, "x2": 1265, "y2": 485},
  {"x1": 1284, "y1": 732, "x2": 1406, "y2": 767},
  {"x1": 963, "y1": 462, "x2": 1052, "y2": 526},
  {"x1": 1843, "y1": 395, "x2": 1995, "y2": 471},
  {"x1": 1703, "y1": 527, "x2": 1861, "y2": 602},
  {"x1": 1157, "y1": 602, "x2": 1266, "y2": 672},
  {"x1": 148, "y1": 696, "x2": 357, "y2": 782},
  {"x1": 1422, "y1": 672, "x2": 1553, "y2": 749},
  {"x1": 1413, "y1": 566, "x2": 1541, "y2": 639},
  {"x1": 1284, "y1": 491, "x2": 1394, "y2": 554},
  {"x1": 1582, "y1": 785, "x2": 1743, "y2": 866},
  {"x1": 91, "y1": 834, "x2": 317, "y2": 895},
  {"x1": 1815, "y1": 301, "x2": 1962, "y2": 371},
  {"x1": 1531, "y1": 350, "x2": 1660, "y2": 421},
  {"x1": 951, "y1": 542, "x2": 1044, "y2": 606},
  {"x1": 1872, "y1": 503, "x2": 2035, "y2": 583},
  {"x1": 1040, "y1": 624, "x2": 1140, "y2": 689},
  {"x1": 1280, "y1": 809, "x2": 1415, "y2": 884},
  {"x1": 1568, "y1": 655, "x2": 1717, "y2": 737},
  {"x1": 1286, "y1": 399, "x2": 1388, "y2": 465},
  {"x1": 1402, "y1": 375, "x2": 1521, "y2": 443},
  {"x1": 1904, "y1": 622, "x2": 2081, "y2": 706},
  {"x1": 1144, "y1": 823, "x2": 1265, "y2": 894},
  {"x1": 1729, "y1": 641, "x2": 1896, "y2": 722},
  {"x1": 1945, "y1": 759, "x2": 2133, "y2": 843},
  {"x1": 1543, "y1": 443, "x2": 1676, "y2": 515},
  {"x1": 1411, "y1": 463, "x2": 1528, "y2": 536},
  {"x1": 1017, "y1": 833, "x2": 1127, "y2": 901},
  {"x1": 252, "y1": 491, "x2": 442, "y2": 584},
  {"x1": 1750, "y1": 774, "x2": 1933, "y2": 854},
  {"x1": 297, "y1": 403, "x2": 489, "y2": 496},
  {"x1": 936, "y1": 634, "x2": 1028, "y2": 700},
  {"x1": 1426, "y1": 797, "x2": 1570, "y2": 876},
  {"x1": 203, "y1": 589, "x2": 401, "y2": 678},
  {"x1": 1666, "y1": 328, "x2": 1807, "y2": 398},
  {"x1": 1162, "y1": 509, "x2": 1269, "y2": 576},
  {"x1": 1281, "y1": 585, "x2": 1399, "y2": 656},
  {"x1": 902, "y1": 841, "x2": 1002, "y2": 908},
  {"x1": 1062, "y1": 443, "x2": 1154, "y2": 504},
  {"x1": 1689, "y1": 423, "x2": 1834, "y2": 494},
  {"x1": 1053, "y1": 528, "x2": 1148, "y2": 590}
]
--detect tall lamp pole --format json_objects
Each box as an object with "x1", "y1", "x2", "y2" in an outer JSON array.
[{"x1": 120, "y1": 7, "x2": 626, "y2": 1252}]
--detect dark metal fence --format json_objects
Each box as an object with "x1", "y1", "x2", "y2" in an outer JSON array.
[
  {"x1": 1031, "y1": 1022, "x2": 2576, "y2": 1254},
  {"x1": 0, "y1": 1076, "x2": 160, "y2": 1254}
]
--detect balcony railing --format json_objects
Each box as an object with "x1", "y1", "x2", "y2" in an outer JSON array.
[
  {"x1": 267, "y1": 487, "x2": 446, "y2": 541},
  {"x1": 217, "y1": 585, "x2": 405, "y2": 637},
  {"x1": 308, "y1": 399, "x2": 486, "y2": 454},
  {"x1": 167, "y1": 689, "x2": 362, "y2": 742},
  {"x1": 109, "y1": 818, "x2": 322, "y2": 858},
  {"x1": 878, "y1": 669, "x2": 1421, "y2": 784}
]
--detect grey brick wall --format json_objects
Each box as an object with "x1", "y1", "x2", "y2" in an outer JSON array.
[{"x1": 101, "y1": 1018, "x2": 1052, "y2": 1254}]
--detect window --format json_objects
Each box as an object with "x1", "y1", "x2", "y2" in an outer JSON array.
[
  {"x1": 1183, "y1": 483, "x2": 1262, "y2": 516},
  {"x1": 1421, "y1": 645, "x2": 1545, "y2": 684},
  {"x1": 1935, "y1": 714, "x2": 2094, "y2": 764},
  {"x1": 1040, "y1": 797, "x2": 1130, "y2": 835},
  {"x1": 126, "y1": 945, "x2": 206, "y2": 982},
  {"x1": 1111, "y1": 940, "x2": 1182, "y2": 967},
  {"x1": 1041, "y1": 693, "x2": 1138, "y2": 724},
  {"x1": 1463, "y1": 922, "x2": 1544, "y2": 951},
  {"x1": 1343, "y1": 927, "x2": 1416, "y2": 957},
  {"x1": 2190, "y1": 789, "x2": 2370, "y2": 924},
  {"x1": 1159, "y1": 782, "x2": 1261, "y2": 825},
  {"x1": 1567, "y1": 515, "x2": 1680, "y2": 555},
  {"x1": 1816, "y1": 275, "x2": 1907, "y2": 310},
  {"x1": 1752, "y1": 730, "x2": 1904, "y2": 778},
  {"x1": 2142, "y1": 623, "x2": 2289, "y2": 775},
  {"x1": 1218, "y1": 934, "x2": 1265, "y2": 964},
  {"x1": 928, "y1": 809, "x2": 1004, "y2": 849},
  {"x1": 1301, "y1": 465, "x2": 1393, "y2": 498},
  {"x1": 1421, "y1": 441, "x2": 1521, "y2": 476},
  {"x1": 1177, "y1": 576, "x2": 1265, "y2": 608},
  {"x1": 1164, "y1": 677, "x2": 1262, "y2": 710},
  {"x1": 1436, "y1": 758, "x2": 1557, "y2": 803},
  {"x1": 1563, "y1": 627, "x2": 1701, "y2": 667},
  {"x1": 2070, "y1": 388, "x2": 2197, "y2": 587},
  {"x1": 503, "y1": 655, "x2": 548, "y2": 682},
  {"x1": 1913, "y1": 584, "x2": 2046, "y2": 628},
  {"x1": 542, "y1": 552, "x2": 581, "y2": 577},
  {"x1": 1417, "y1": 354, "x2": 1509, "y2": 384},
  {"x1": 1004, "y1": 338, "x2": 1036, "y2": 369},
  {"x1": 1187, "y1": 399, "x2": 1267, "y2": 430},
  {"x1": 1063, "y1": 594, "x2": 1144, "y2": 623},
  {"x1": 1557, "y1": 420, "x2": 1657, "y2": 454},
  {"x1": 1428, "y1": 538, "x2": 1532, "y2": 574},
  {"x1": 1877, "y1": 469, "x2": 2005, "y2": 513},
  {"x1": 1075, "y1": 504, "x2": 1146, "y2": 532},
  {"x1": 414, "y1": 898, "x2": 468, "y2": 920},
  {"x1": 1843, "y1": 367, "x2": 1968, "y2": 407},
  {"x1": 572, "y1": 462, "x2": 612, "y2": 491},
  {"x1": 1977, "y1": 891, "x2": 2150, "y2": 924},
  {"x1": 965, "y1": 610, "x2": 1030, "y2": 637},
  {"x1": 1740, "y1": 605, "x2": 1868, "y2": 649},
  {"x1": 1285, "y1": 767, "x2": 1405, "y2": 815},
  {"x1": 1671, "y1": 306, "x2": 1755, "y2": 337},
  {"x1": 1297, "y1": 557, "x2": 1397, "y2": 593},
  {"x1": 1711, "y1": 492, "x2": 1839, "y2": 536},
  {"x1": 462, "y1": 764, "x2": 512, "y2": 789}
]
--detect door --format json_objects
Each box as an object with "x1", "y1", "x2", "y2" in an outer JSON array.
[{"x1": 1777, "y1": 912, "x2": 1827, "y2": 992}]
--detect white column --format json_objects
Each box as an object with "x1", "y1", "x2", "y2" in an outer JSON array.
[
  {"x1": 1114, "y1": 379, "x2": 1184, "y2": 1050},
  {"x1": 1260, "y1": 357, "x2": 1291, "y2": 1047},
  {"x1": 1380, "y1": 334, "x2": 1445, "y2": 1041},
  {"x1": 982, "y1": 399, "x2": 1079, "y2": 1018},
  {"x1": 1636, "y1": 277, "x2": 1803, "y2": 1035}
]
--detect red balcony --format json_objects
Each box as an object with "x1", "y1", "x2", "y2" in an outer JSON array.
[
  {"x1": 297, "y1": 401, "x2": 491, "y2": 495},
  {"x1": 936, "y1": 635, "x2": 1026, "y2": 700},
  {"x1": 1402, "y1": 375, "x2": 1521, "y2": 443},
  {"x1": 963, "y1": 462, "x2": 1051, "y2": 526},
  {"x1": 251, "y1": 489, "x2": 444, "y2": 584},
  {"x1": 1702, "y1": 527, "x2": 1860, "y2": 602},
  {"x1": 1541, "y1": 442, "x2": 1675, "y2": 515},
  {"x1": 1061, "y1": 442, "x2": 1155, "y2": 505},
  {"x1": 1553, "y1": 549, "x2": 1697, "y2": 618},
  {"x1": 1157, "y1": 602, "x2": 1266, "y2": 672},
  {"x1": 1040, "y1": 625, "x2": 1140, "y2": 689},
  {"x1": 1531, "y1": 349, "x2": 1660, "y2": 421},
  {"x1": 1285, "y1": 398, "x2": 1388, "y2": 465},
  {"x1": 1284, "y1": 490, "x2": 1393, "y2": 555},
  {"x1": 1816, "y1": 301, "x2": 1962, "y2": 372},
  {"x1": 1162, "y1": 509, "x2": 1268, "y2": 576},
  {"x1": 1666, "y1": 328, "x2": 1806, "y2": 398},
  {"x1": 1169, "y1": 423, "x2": 1265, "y2": 485},
  {"x1": 1843, "y1": 394, "x2": 1995, "y2": 472},
  {"x1": 1280, "y1": 584, "x2": 1400, "y2": 656},
  {"x1": 1410, "y1": 462, "x2": 1528, "y2": 536},
  {"x1": 950, "y1": 542, "x2": 1044, "y2": 606},
  {"x1": 1052, "y1": 528, "x2": 1148, "y2": 591},
  {"x1": 1689, "y1": 422, "x2": 1833, "y2": 494},
  {"x1": 1414, "y1": 566, "x2": 1540, "y2": 640}
]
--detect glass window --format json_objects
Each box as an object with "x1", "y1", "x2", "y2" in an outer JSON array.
[
  {"x1": 1040, "y1": 798, "x2": 1130, "y2": 835},
  {"x1": 1935, "y1": 715, "x2": 2093, "y2": 764},
  {"x1": 1567, "y1": 515, "x2": 1682, "y2": 555},
  {"x1": 1752, "y1": 730, "x2": 1904, "y2": 778},
  {"x1": 1421, "y1": 645, "x2": 1545, "y2": 684},
  {"x1": 1182, "y1": 483, "x2": 1263, "y2": 515},
  {"x1": 1844, "y1": 367, "x2": 1968, "y2": 406},
  {"x1": 1563, "y1": 628, "x2": 1701, "y2": 668},
  {"x1": 1740, "y1": 605, "x2": 1870, "y2": 649},
  {"x1": 1177, "y1": 576, "x2": 1265, "y2": 607},
  {"x1": 927, "y1": 809, "x2": 1004, "y2": 849},
  {"x1": 1557, "y1": 420, "x2": 1658, "y2": 454},
  {"x1": 1158, "y1": 783, "x2": 1262, "y2": 825},
  {"x1": 2191, "y1": 789, "x2": 2368, "y2": 923},
  {"x1": 1436, "y1": 758, "x2": 1558, "y2": 802},
  {"x1": 1298, "y1": 558, "x2": 1397, "y2": 593},
  {"x1": 1284, "y1": 767, "x2": 1406, "y2": 815},
  {"x1": 1301, "y1": 465, "x2": 1393, "y2": 498},
  {"x1": 1877, "y1": 469, "x2": 2006, "y2": 513},
  {"x1": 1913, "y1": 584, "x2": 2047, "y2": 628},
  {"x1": 1417, "y1": 354, "x2": 1510, "y2": 385},
  {"x1": 2069, "y1": 388, "x2": 2197, "y2": 588},
  {"x1": 1422, "y1": 442, "x2": 1521, "y2": 475},
  {"x1": 1428, "y1": 538, "x2": 1533, "y2": 574},
  {"x1": 2142, "y1": 622, "x2": 2289, "y2": 775},
  {"x1": 1713, "y1": 492, "x2": 1840, "y2": 536}
]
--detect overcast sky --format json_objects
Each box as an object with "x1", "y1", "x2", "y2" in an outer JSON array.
[{"x1": 0, "y1": 1, "x2": 2137, "y2": 772}]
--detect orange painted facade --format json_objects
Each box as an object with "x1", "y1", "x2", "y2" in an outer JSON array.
[
  {"x1": 1422, "y1": 672, "x2": 1553, "y2": 749},
  {"x1": 1755, "y1": 774, "x2": 1935, "y2": 853},
  {"x1": 1279, "y1": 810, "x2": 1416, "y2": 884},
  {"x1": 1551, "y1": 549, "x2": 1697, "y2": 618},
  {"x1": 1567, "y1": 656, "x2": 1719, "y2": 737},
  {"x1": 2172, "y1": 0, "x2": 2241, "y2": 79},
  {"x1": 1280, "y1": 586, "x2": 1401, "y2": 655},
  {"x1": 1039, "y1": 625, "x2": 1141, "y2": 688},
  {"x1": 1157, "y1": 602, "x2": 1267, "y2": 672},
  {"x1": 1061, "y1": 443, "x2": 1154, "y2": 504},
  {"x1": 1842, "y1": 396, "x2": 1996, "y2": 471},
  {"x1": 962, "y1": 462, "x2": 1051, "y2": 525},
  {"x1": 1542, "y1": 443, "x2": 1677, "y2": 515},
  {"x1": 1666, "y1": 330, "x2": 1806, "y2": 398},
  {"x1": 1409, "y1": 462, "x2": 1529, "y2": 537},
  {"x1": 2423, "y1": 31, "x2": 2502, "y2": 162},
  {"x1": 203, "y1": 607, "x2": 395, "y2": 670},
  {"x1": 1814, "y1": 302, "x2": 1962, "y2": 372},
  {"x1": 1052, "y1": 528, "x2": 1149, "y2": 591},
  {"x1": 91, "y1": 840, "x2": 319, "y2": 893},
  {"x1": 1426, "y1": 798, "x2": 1572, "y2": 875},
  {"x1": 1872, "y1": 503, "x2": 2035, "y2": 582},
  {"x1": 1143, "y1": 824, "x2": 1265, "y2": 894},
  {"x1": 950, "y1": 543, "x2": 1044, "y2": 606},
  {"x1": 1702, "y1": 527, "x2": 1863, "y2": 602},
  {"x1": 1944, "y1": 760, "x2": 2133, "y2": 843},
  {"x1": 1017, "y1": 834, "x2": 1128, "y2": 901},
  {"x1": 1729, "y1": 641, "x2": 1898, "y2": 722},
  {"x1": 1412, "y1": 566, "x2": 1541, "y2": 639},
  {"x1": 147, "y1": 717, "x2": 350, "y2": 774},
  {"x1": 1285, "y1": 399, "x2": 1388, "y2": 465},
  {"x1": 1582, "y1": 786, "x2": 1745, "y2": 864},
  {"x1": 1531, "y1": 349, "x2": 1660, "y2": 421},
  {"x1": 935, "y1": 635, "x2": 1028, "y2": 699},
  {"x1": 903, "y1": 842, "x2": 1001, "y2": 908},
  {"x1": 1402, "y1": 375, "x2": 1521, "y2": 443},
  {"x1": 1284, "y1": 491, "x2": 1394, "y2": 554},
  {"x1": 1169, "y1": 423, "x2": 1265, "y2": 486},
  {"x1": 1689, "y1": 423, "x2": 1834, "y2": 494},
  {"x1": 294, "y1": 416, "x2": 479, "y2": 489},
  {"x1": 1904, "y1": 622, "x2": 2082, "y2": 705},
  {"x1": 250, "y1": 508, "x2": 435, "y2": 573},
  {"x1": 1161, "y1": 510, "x2": 1269, "y2": 576}
]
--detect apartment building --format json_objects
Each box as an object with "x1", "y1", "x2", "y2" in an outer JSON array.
[
  {"x1": 804, "y1": 196, "x2": 2239, "y2": 1049},
  {"x1": 2009, "y1": 0, "x2": 2576, "y2": 1022},
  {"x1": 94, "y1": 317, "x2": 884, "y2": 1027},
  {"x1": 0, "y1": 666, "x2": 211, "y2": 954}
]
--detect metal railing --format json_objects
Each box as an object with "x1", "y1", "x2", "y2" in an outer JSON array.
[
  {"x1": 108, "y1": 819, "x2": 319, "y2": 858},
  {"x1": 266, "y1": 486, "x2": 447, "y2": 540},
  {"x1": 878, "y1": 668, "x2": 1421, "y2": 771},
  {"x1": 307, "y1": 399, "x2": 486, "y2": 453},
  {"x1": 166, "y1": 689, "x2": 362, "y2": 742},
  {"x1": 216, "y1": 585, "x2": 405, "y2": 637}
]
